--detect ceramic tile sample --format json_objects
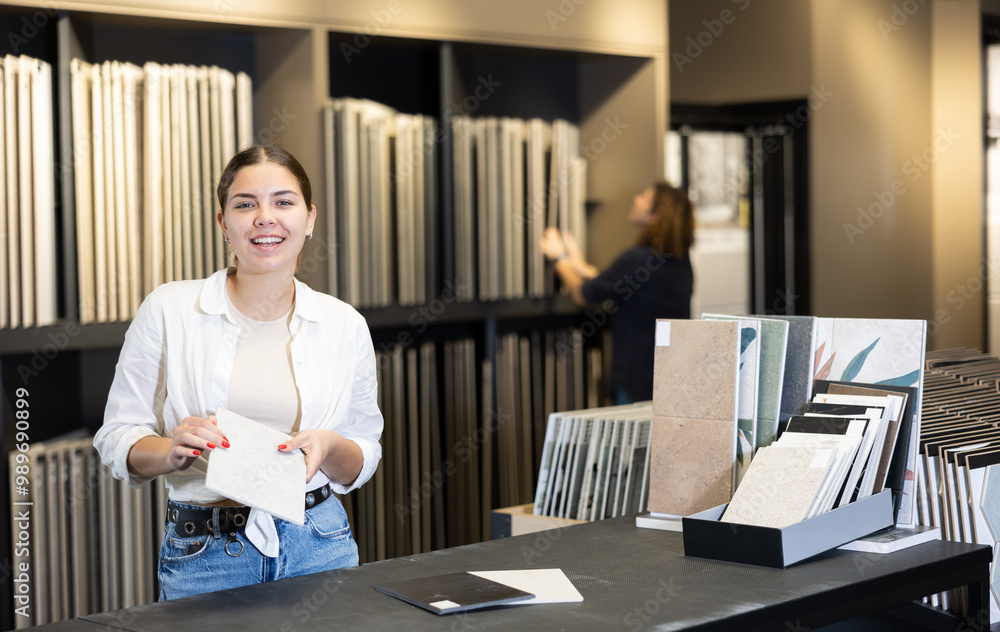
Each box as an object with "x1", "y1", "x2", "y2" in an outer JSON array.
[
  {"x1": 980, "y1": 463, "x2": 1000, "y2": 543},
  {"x1": 753, "y1": 318, "x2": 789, "y2": 449},
  {"x1": 649, "y1": 319, "x2": 740, "y2": 515},
  {"x1": 649, "y1": 417, "x2": 738, "y2": 515},
  {"x1": 206, "y1": 408, "x2": 306, "y2": 525},
  {"x1": 721, "y1": 445, "x2": 835, "y2": 528},
  {"x1": 702, "y1": 315, "x2": 759, "y2": 484},
  {"x1": 766, "y1": 315, "x2": 817, "y2": 424},
  {"x1": 812, "y1": 318, "x2": 926, "y2": 527},
  {"x1": 651, "y1": 319, "x2": 740, "y2": 421}
]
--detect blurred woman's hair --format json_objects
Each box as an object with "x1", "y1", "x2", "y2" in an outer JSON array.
[{"x1": 636, "y1": 182, "x2": 695, "y2": 257}]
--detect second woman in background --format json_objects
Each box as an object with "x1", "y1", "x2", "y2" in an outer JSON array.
[{"x1": 541, "y1": 182, "x2": 695, "y2": 405}]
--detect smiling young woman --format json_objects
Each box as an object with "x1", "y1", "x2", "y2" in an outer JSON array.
[{"x1": 94, "y1": 145, "x2": 384, "y2": 601}]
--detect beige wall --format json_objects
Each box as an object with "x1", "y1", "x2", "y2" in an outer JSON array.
[
  {"x1": 40, "y1": 0, "x2": 666, "y2": 54},
  {"x1": 669, "y1": 0, "x2": 984, "y2": 351},
  {"x1": 669, "y1": 0, "x2": 812, "y2": 104},
  {"x1": 810, "y1": 0, "x2": 934, "y2": 319},
  {"x1": 930, "y1": 0, "x2": 984, "y2": 350}
]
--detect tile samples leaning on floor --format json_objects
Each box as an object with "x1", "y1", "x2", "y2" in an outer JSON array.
[
  {"x1": 915, "y1": 348, "x2": 1000, "y2": 619},
  {"x1": 7, "y1": 432, "x2": 165, "y2": 627},
  {"x1": 349, "y1": 326, "x2": 605, "y2": 560},
  {"x1": 532, "y1": 402, "x2": 653, "y2": 520}
]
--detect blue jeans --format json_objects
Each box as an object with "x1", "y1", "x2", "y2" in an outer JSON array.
[{"x1": 158, "y1": 494, "x2": 358, "y2": 601}]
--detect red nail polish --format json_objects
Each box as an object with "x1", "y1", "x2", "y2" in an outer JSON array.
[
  {"x1": 222, "y1": 440, "x2": 230, "y2": 448},
  {"x1": 192, "y1": 450, "x2": 201, "y2": 456},
  {"x1": 278, "y1": 444, "x2": 287, "y2": 450},
  {"x1": 207, "y1": 442, "x2": 217, "y2": 449}
]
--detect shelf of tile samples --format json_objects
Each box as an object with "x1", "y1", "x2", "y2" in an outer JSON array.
[
  {"x1": 913, "y1": 348, "x2": 1000, "y2": 618},
  {"x1": 452, "y1": 116, "x2": 586, "y2": 302},
  {"x1": 0, "y1": 54, "x2": 58, "y2": 330},
  {"x1": 69, "y1": 59, "x2": 252, "y2": 324},
  {"x1": 323, "y1": 98, "x2": 437, "y2": 308},
  {"x1": 344, "y1": 325, "x2": 604, "y2": 563},
  {"x1": 7, "y1": 432, "x2": 165, "y2": 628}
]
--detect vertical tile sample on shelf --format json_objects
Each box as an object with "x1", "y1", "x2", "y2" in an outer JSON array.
[
  {"x1": 981, "y1": 463, "x2": 1000, "y2": 618},
  {"x1": 0, "y1": 60, "x2": 6, "y2": 329},
  {"x1": 702, "y1": 314, "x2": 762, "y2": 487},
  {"x1": 649, "y1": 319, "x2": 739, "y2": 516},
  {"x1": 4, "y1": 55, "x2": 20, "y2": 329},
  {"x1": 812, "y1": 318, "x2": 926, "y2": 526},
  {"x1": 767, "y1": 315, "x2": 818, "y2": 425},
  {"x1": 752, "y1": 318, "x2": 789, "y2": 449},
  {"x1": 30, "y1": 57, "x2": 56, "y2": 326}
]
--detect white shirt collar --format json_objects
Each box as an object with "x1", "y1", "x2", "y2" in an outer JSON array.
[{"x1": 196, "y1": 269, "x2": 323, "y2": 323}]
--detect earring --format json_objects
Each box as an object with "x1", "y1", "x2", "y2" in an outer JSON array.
[
  {"x1": 307, "y1": 234, "x2": 313, "y2": 240},
  {"x1": 224, "y1": 237, "x2": 230, "y2": 244}
]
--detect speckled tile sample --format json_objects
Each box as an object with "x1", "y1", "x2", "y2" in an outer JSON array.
[
  {"x1": 206, "y1": 407, "x2": 306, "y2": 525},
  {"x1": 721, "y1": 445, "x2": 834, "y2": 528}
]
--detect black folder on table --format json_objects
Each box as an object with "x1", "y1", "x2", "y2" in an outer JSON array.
[{"x1": 374, "y1": 571, "x2": 534, "y2": 615}]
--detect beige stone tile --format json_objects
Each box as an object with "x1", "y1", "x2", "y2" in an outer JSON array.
[
  {"x1": 652, "y1": 319, "x2": 739, "y2": 422},
  {"x1": 648, "y1": 415, "x2": 736, "y2": 515}
]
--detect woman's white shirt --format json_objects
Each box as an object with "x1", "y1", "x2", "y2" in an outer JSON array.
[{"x1": 94, "y1": 269, "x2": 383, "y2": 501}]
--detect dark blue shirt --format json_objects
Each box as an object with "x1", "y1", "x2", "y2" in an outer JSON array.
[{"x1": 581, "y1": 246, "x2": 693, "y2": 402}]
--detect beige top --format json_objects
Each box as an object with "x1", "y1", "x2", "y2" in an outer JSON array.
[{"x1": 225, "y1": 291, "x2": 301, "y2": 435}]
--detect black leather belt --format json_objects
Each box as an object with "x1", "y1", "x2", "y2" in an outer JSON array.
[{"x1": 166, "y1": 483, "x2": 334, "y2": 538}]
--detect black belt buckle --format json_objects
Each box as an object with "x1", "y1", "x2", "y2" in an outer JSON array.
[
  {"x1": 167, "y1": 504, "x2": 251, "y2": 539},
  {"x1": 306, "y1": 483, "x2": 332, "y2": 510},
  {"x1": 167, "y1": 483, "x2": 332, "y2": 539}
]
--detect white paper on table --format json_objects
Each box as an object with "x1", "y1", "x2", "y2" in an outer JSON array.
[
  {"x1": 205, "y1": 408, "x2": 306, "y2": 525},
  {"x1": 469, "y1": 569, "x2": 583, "y2": 605}
]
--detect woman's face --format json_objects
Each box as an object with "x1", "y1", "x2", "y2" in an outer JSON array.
[
  {"x1": 217, "y1": 162, "x2": 316, "y2": 277},
  {"x1": 628, "y1": 187, "x2": 655, "y2": 228}
]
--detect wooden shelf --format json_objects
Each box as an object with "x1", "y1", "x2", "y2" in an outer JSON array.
[
  {"x1": 0, "y1": 321, "x2": 129, "y2": 355},
  {"x1": 359, "y1": 295, "x2": 582, "y2": 329}
]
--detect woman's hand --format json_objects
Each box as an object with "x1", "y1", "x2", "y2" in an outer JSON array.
[
  {"x1": 167, "y1": 415, "x2": 229, "y2": 471},
  {"x1": 540, "y1": 227, "x2": 567, "y2": 261},
  {"x1": 279, "y1": 429, "x2": 362, "y2": 485},
  {"x1": 563, "y1": 231, "x2": 598, "y2": 279}
]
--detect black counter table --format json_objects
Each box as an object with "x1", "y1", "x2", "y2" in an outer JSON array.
[{"x1": 24, "y1": 517, "x2": 993, "y2": 632}]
